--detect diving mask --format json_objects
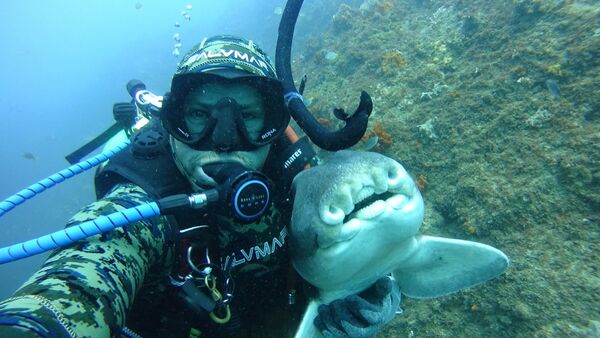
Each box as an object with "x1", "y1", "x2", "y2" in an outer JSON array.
[{"x1": 161, "y1": 72, "x2": 290, "y2": 151}]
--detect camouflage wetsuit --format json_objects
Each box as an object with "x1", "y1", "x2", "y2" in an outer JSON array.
[{"x1": 0, "y1": 182, "x2": 305, "y2": 337}]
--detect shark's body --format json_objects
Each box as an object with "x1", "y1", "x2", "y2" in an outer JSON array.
[{"x1": 289, "y1": 151, "x2": 509, "y2": 337}]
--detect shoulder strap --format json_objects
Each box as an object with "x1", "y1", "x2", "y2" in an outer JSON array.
[
  {"x1": 265, "y1": 136, "x2": 316, "y2": 198},
  {"x1": 94, "y1": 121, "x2": 190, "y2": 200}
]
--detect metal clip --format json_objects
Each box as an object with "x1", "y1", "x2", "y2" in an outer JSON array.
[
  {"x1": 288, "y1": 289, "x2": 296, "y2": 305},
  {"x1": 135, "y1": 90, "x2": 163, "y2": 117},
  {"x1": 169, "y1": 273, "x2": 192, "y2": 287},
  {"x1": 187, "y1": 246, "x2": 213, "y2": 278}
]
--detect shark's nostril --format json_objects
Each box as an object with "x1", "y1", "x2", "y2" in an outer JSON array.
[
  {"x1": 322, "y1": 205, "x2": 345, "y2": 225},
  {"x1": 387, "y1": 164, "x2": 405, "y2": 188},
  {"x1": 388, "y1": 167, "x2": 398, "y2": 180}
]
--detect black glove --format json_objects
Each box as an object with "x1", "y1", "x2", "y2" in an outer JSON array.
[
  {"x1": 113, "y1": 102, "x2": 137, "y2": 127},
  {"x1": 314, "y1": 276, "x2": 401, "y2": 338}
]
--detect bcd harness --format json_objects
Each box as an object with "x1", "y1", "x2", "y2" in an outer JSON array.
[{"x1": 95, "y1": 119, "x2": 316, "y2": 325}]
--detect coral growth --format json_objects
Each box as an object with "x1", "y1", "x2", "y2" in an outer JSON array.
[
  {"x1": 381, "y1": 50, "x2": 407, "y2": 75},
  {"x1": 332, "y1": 4, "x2": 356, "y2": 33},
  {"x1": 360, "y1": 122, "x2": 393, "y2": 149},
  {"x1": 376, "y1": 0, "x2": 395, "y2": 13},
  {"x1": 465, "y1": 223, "x2": 477, "y2": 235},
  {"x1": 416, "y1": 174, "x2": 429, "y2": 191},
  {"x1": 546, "y1": 63, "x2": 563, "y2": 77},
  {"x1": 372, "y1": 122, "x2": 393, "y2": 145}
]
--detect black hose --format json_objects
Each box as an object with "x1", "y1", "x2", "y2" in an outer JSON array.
[{"x1": 275, "y1": 0, "x2": 372, "y2": 151}]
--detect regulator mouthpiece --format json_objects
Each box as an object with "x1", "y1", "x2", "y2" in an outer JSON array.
[{"x1": 203, "y1": 163, "x2": 272, "y2": 222}]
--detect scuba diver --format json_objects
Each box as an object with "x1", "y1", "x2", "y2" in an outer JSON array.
[{"x1": 0, "y1": 35, "x2": 399, "y2": 338}]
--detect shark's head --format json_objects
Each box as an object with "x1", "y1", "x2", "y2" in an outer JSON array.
[{"x1": 290, "y1": 150, "x2": 425, "y2": 300}]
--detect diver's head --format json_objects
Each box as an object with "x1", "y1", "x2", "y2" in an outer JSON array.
[{"x1": 161, "y1": 35, "x2": 289, "y2": 190}]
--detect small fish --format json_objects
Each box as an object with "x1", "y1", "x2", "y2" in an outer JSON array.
[
  {"x1": 274, "y1": 6, "x2": 283, "y2": 15},
  {"x1": 22, "y1": 152, "x2": 36, "y2": 160},
  {"x1": 186, "y1": 4, "x2": 192, "y2": 10},
  {"x1": 135, "y1": 2, "x2": 142, "y2": 10},
  {"x1": 546, "y1": 79, "x2": 561, "y2": 97},
  {"x1": 363, "y1": 136, "x2": 379, "y2": 151}
]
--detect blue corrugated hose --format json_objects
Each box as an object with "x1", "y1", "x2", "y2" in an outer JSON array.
[
  {"x1": 0, "y1": 202, "x2": 161, "y2": 264},
  {"x1": 0, "y1": 140, "x2": 133, "y2": 264},
  {"x1": 0, "y1": 140, "x2": 130, "y2": 218}
]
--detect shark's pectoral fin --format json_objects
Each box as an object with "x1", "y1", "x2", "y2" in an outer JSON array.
[{"x1": 392, "y1": 235, "x2": 509, "y2": 299}]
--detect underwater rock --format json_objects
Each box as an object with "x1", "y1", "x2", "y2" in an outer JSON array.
[
  {"x1": 332, "y1": 4, "x2": 356, "y2": 33},
  {"x1": 526, "y1": 108, "x2": 552, "y2": 127},
  {"x1": 359, "y1": 0, "x2": 380, "y2": 11},
  {"x1": 460, "y1": 15, "x2": 479, "y2": 36},
  {"x1": 325, "y1": 51, "x2": 338, "y2": 61},
  {"x1": 417, "y1": 118, "x2": 438, "y2": 139},
  {"x1": 292, "y1": 0, "x2": 600, "y2": 336},
  {"x1": 303, "y1": 97, "x2": 313, "y2": 107},
  {"x1": 512, "y1": 0, "x2": 543, "y2": 30}
]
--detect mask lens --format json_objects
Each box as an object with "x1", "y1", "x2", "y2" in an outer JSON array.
[
  {"x1": 184, "y1": 108, "x2": 210, "y2": 134},
  {"x1": 240, "y1": 108, "x2": 265, "y2": 140}
]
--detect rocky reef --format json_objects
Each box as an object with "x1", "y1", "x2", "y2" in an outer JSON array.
[{"x1": 294, "y1": 0, "x2": 600, "y2": 336}]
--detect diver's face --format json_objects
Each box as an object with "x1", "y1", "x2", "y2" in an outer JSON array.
[{"x1": 171, "y1": 82, "x2": 271, "y2": 190}]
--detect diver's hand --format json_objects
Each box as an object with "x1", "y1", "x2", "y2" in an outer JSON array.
[{"x1": 314, "y1": 276, "x2": 401, "y2": 338}]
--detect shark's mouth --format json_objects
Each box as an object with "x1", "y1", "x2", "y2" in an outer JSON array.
[
  {"x1": 343, "y1": 191, "x2": 396, "y2": 223},
  {"x1": 317, "y1": 187, "x2": 416, "y2": 252},
  {"x1": 320, "y1": 173, "x2": 417, "y2": 226}
]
